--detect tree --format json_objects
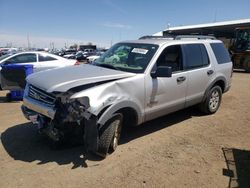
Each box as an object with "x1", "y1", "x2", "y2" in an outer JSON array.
[{"x1": 69, "y1": 43, "x2": 78, "y2": 49}]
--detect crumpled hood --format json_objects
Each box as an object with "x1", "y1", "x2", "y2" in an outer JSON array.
[{"x1": 26, "y1": 64, "x2": 136, "y2": 93}]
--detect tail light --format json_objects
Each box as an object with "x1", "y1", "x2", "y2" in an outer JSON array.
[{"x1": 74, "y1": 60, "x2": 80, "y2": 65}]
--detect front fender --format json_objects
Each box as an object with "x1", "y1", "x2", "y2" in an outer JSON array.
[{"x1": 97, "y1": 100, "x2": 143, "y2": 127}]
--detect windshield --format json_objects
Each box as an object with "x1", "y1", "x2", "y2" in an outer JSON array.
[
  {"x1": 234, "y1": 29, "x2": 250, "y2": 51},
  {"x1": 94, "y1": 43, "x2": 158, "y2": 73}
]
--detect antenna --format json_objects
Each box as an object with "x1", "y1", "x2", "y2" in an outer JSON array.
[{"x1": 213, "y1": 9, "x2": 217, "y2": 22}]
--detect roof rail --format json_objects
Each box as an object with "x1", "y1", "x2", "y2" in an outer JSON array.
[
  {"x1": 139, "y1": 35, "x2": 216, "y2": 40},
  {"x1": 174, "y1": 35, "x2": 216, "y2": 40},
  {"x1": 139, "y1": 35, "x2": 174, "y2": 40}
]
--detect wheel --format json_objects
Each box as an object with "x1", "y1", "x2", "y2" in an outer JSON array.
[
  {"x1": 110, "y1": 114, "x2": 123, "y2": 152},
  {"x1": 199, "y1": 86, "x2": 222, "y2": 114},
  {"x1": 243, "y1": 57, "x2": 250, "y2": 73},
  {"x1": 6, "y1": 93, "x2": 12, "y2": 102},
  {"x1": 96, "y1": 113, "x2": 123, "y2": 158}
]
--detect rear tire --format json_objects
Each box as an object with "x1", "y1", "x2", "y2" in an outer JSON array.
[
  {"x1": 96, "y1": 113, "x2": 123, "y2": 158},
  {"x1": 199, "y1": 86, "x2": 222, "y2": 114},
  {"x1": 243, "y1": 57, "x2": 250, "y2": 73}
]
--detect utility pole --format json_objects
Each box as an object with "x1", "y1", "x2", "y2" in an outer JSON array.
[{"x1": 27, "y1": 33, "x2": 30, "y2": 50}]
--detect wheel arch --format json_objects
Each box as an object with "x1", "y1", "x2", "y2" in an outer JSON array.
[
  {"x1": 97, "y1": 100, "x2": 142, "y2": 128},
  {"x1": 202, "y1": 76, "x2": 226, "y2": 102}
]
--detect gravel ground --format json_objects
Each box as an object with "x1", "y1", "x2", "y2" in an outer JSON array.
[{"x1": 0, "y1": 72, "x2": 250, "y2": 188}]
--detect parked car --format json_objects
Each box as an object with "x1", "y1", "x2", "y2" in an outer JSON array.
[
  {"x1": 86, "y1": 52, "x2": 104, "y2": 62},
  {"x1": 58, "y1": 49, "x2": 77, "y2": 57},
  {"x1": 86, "y1": 55, "x2": 100, "y2": 62},
  {"x1": 21, "y1": 36, "x2": 232, "y2": 158},
  {"x1": 0, "y1": 51, "x2": 77, "y2": 89},
  {"x1": 76, "y1": 51, "x2": 96, "y2": 61},
  {"x1": 62, "y1": 49, "x2": 77, "y2": 59},
  {"x1": 0, "y1": 48, "x2": 18, "y2": 56},
  {"x1": 63, "y1": 54, "x2": 76, "y2": 59}
]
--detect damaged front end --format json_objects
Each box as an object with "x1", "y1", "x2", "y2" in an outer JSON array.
[{"x1": 22, "y1": 85, "x2": 99, "y2": 152}]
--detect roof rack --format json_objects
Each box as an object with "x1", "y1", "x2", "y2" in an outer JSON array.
[
  {"x1": 139, "y1": 35, "x2": 174, "y2": 40},
  {"x1": 174, "y1": 35, "x2": 216, "y2": 40},
  {"x1": 139, "y1": 35, "x2": 216, "y2": 40}
]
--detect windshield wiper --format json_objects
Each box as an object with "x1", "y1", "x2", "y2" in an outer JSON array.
[{"x1": 96, "y1": 63, "x2": 120, "y2": 70}]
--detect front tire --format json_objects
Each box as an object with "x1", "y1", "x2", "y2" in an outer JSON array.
[
  {"x1": 96, "y1": 113, "x2": 123, "y2": 158},
  {"x1": 6, "y1": 93, "x2": 11, "y2": 102},
  {"x1": 200, "y1": 86, "x2": 222, "y2": 114}
]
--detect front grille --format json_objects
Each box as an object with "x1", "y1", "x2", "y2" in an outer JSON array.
[{"x1": 28, "y1": 85, "x2": 56, "y2": 107}]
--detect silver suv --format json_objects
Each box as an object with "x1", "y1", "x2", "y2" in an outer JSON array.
[{"x1": 21, "y1": 36, "x2": 232, "y2": 157}]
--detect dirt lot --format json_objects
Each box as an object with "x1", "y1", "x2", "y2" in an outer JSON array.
[{"x1": 0, "y1": 72, "x2": 250, "y2": 188}]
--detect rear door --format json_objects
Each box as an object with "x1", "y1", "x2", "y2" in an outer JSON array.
[{"x1": 183, "y1": 43, "x2": 215, "y2": 107}]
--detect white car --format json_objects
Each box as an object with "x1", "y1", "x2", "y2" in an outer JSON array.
[
  {"x1": 0, "y1": 51, "x2": 77, "y2": 89},
  {"x1": 63, "y1": 54, "x2": 76, "y2": 59},
  {"x1": 86, "y1": 55, "x2": 100, "y2": 62},
  {"x1": 86, "y1": 52, "x2": 105, "y2": 62}
]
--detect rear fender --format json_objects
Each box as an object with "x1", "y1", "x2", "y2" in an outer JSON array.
[{"x1": 202, "y1": 76, "x2": 226, "y2": 101}]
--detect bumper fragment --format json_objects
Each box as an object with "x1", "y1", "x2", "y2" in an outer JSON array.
[{"x1": 23, "y1": 96, "x2": 56, "y2": 119}]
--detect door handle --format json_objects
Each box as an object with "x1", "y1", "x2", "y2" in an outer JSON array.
[
  {"x1": 207, "y1": 70, "x2": 214, "y2": 75},
  {"x1": 177, "y1": 76, "x2": 186, "y2": 83}
]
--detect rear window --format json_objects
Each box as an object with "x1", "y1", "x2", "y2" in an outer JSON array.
[{"x1": 210, "y1": 43, "x2": 231, "y2": 64}]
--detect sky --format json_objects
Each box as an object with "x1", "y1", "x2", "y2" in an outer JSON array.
[{"x1": 0, "y1": 0, "x2": 250, "y2": 48}]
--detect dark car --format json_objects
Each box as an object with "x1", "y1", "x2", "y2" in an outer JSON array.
[{"x1": 76, "y1": 51, "x2": 95, "y2": 61}]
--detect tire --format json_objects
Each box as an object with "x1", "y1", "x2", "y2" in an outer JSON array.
[
  {"x1": 199, "y1": 86, "x2": 222, "y2": 114},
  {"x1": 6, "y1": 93, "x2": 11, "y2": 102},
  {"x1": 96, "y1": 113, "x2": 123, "y2": 158},
  {"x1": 243, "y1": 57, "x2": 250, "y2": 73}
]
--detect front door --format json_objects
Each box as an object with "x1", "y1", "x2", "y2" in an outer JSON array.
[{"x1": 145, "y1": 45, "x2": 188, "y2": 121}]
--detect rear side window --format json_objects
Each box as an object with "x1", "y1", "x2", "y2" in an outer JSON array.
[
  {"x1": 4, "y1": 53, "x2": 37, "y2": 65},
  {"x1": 38, "y1": 54, "x2": 57, "y2": 62},
  {"x1": 184, "y1": 44, "x2": 209, "y2": 70},
  {"x1": 210, "y1": 43, "x2": 231, "y2": 64}
]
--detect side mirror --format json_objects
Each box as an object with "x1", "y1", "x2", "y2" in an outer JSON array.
[{"x1": 151, "y1": 66, "x2": 172, "y2": 78}]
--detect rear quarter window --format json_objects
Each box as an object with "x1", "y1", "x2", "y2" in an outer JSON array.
[
  {"x1": 210, "y1": 43, "x2": 231, "y2": 64},
  {"x1": 38, "y1": 54, "x2": 57, "y2": 62}
]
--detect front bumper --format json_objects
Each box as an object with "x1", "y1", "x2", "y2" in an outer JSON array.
[
  {"x1": 23, "y1": 96, "x2": 56, "y2": 119},
  {"x1": 21, "y1": 105, "x2": 37, "y2": 120}
]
